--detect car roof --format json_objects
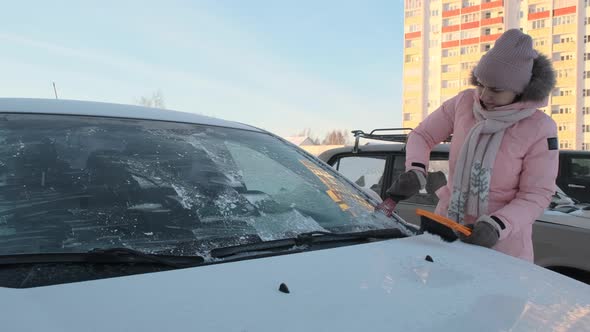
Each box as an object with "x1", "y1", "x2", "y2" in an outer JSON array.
[
  {"x1": 318, "y1": 142, "x2": 590, "y2": 162},
  {"x1": 560, "y1": 150, "x2": 590, "y2": 156},
  {"x1": 0, "y1": 98, "x2": 263, "y2": 132},
  {"x1": 318, "y1": 143, "x2": 450, "y2": 161}
]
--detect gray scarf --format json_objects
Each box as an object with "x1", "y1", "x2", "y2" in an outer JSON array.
[{"x1": 448, "y1": 101, "x2": 536, "y2": 223}]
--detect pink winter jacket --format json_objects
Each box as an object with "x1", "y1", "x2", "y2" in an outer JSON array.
[{"x1": 405, "y1": 89, "x2": 559, "y2": 262}]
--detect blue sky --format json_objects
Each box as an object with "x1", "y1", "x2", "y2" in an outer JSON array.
[{"x1": 1, "y1": 0, "x2": 404, "y2": 138}]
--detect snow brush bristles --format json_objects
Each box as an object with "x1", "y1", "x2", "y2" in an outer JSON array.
[{"x1": 416, "y1": 209, "x2": 472, "y2": 243}]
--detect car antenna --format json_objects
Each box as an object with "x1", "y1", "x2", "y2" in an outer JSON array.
[{"x1": 52, "y1": 82, "x2": 59, "y2": 99}]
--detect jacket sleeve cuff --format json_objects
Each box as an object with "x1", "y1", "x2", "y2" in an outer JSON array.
[
  {"x1": 409, "y1": 169, "x2": 427, "y2": 190},
  {"x1": 482, "y1": 215, "x2": 512, "y2": 241}
]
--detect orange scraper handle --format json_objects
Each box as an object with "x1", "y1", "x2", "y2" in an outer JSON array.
[{"x1": 415, "y1": 209, "x2": 472, "y2": 237}]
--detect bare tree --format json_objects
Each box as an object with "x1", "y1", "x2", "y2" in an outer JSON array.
[
  {"x1": 322, "y1": 129, "x2": 349, "y2": 145},
  {"x1": 138, "y1": 90, "x2": 165, "y2": 108},
  {"x1": 296, "y1": 128, "x2": 320, "y2": 145}
]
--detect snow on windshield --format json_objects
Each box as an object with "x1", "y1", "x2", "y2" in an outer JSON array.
[{"x1": 0, "y1": 114, "x2": 407, "y2": 257}]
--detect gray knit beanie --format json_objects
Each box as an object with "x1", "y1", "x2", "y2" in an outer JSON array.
[{"x1": 474, "y1": 29, "x2": 538, "y2": 94}]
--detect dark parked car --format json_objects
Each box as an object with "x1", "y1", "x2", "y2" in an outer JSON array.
[{"x1": 558, "y1": 151, "x2": 590, "y2": 203}]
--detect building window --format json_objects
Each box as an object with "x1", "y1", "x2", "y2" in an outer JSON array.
[
  {"x1": 528, "y1": 5, "x2": 546, "y2": 13},
  {"x1": 553, "y1": 15, "x2": 575, "y2": 26},
  {"x1": 442, "y1": 80, "x2": 461, "y2": 89},
  {"x1": 461, "y1": 13, "x2": 479, "y2": 23},
  {"x1": 405, "y1": 9, "x2": 421, "y2": 18},
  {"x1": 584, "y1": 89, "x2": 590, "y2": 97},
  {"x1": 534, "y1": 38, "x2": 548, "y2": 47},
  {"x1": 584, "y1": 107, "x2": 590, "y2": 114},
  {"x1": 557, "y1": 35, "x2": 575, "y2": 44},
  {"x1": 560, "y1": 140, "x2": 572, "y2": 149},
  {"x1": 557, "y1": 89, "x2": 574, "y2": 96},
  {"x1": 405, "y1": 0, "x2": 423, "y2": 10},
  {"x1": 583, "y1": 124, "x2": 590, "y2": 133},
  {"x1": 559, "y1": 107, "x2": 573, "y2": 114},
  {"x1": 585, "y1": 53, "x2": 590, "y2": 61},
  {"x1": 403, "y1": 113, "x2": 413, "y2": 121},
  {"x1": 460, "y1": 45, "x2": 479, "y2": 55},
  {"x1": 443, "y1": 3, "x2": 459, "y2": 11},
  {"x1": 460, "y1": 61, "x2": 477, "y2": 70},
  {"x1": 442, "y1": 48, "x2": 459, "y2": 57},
  {"x1": 558, "y1": 69, "x2": 574, "y2": 78},
  {"x1": 461, "y1": 28, "x2": 478, "y2": 39},
  {"x1": 405, "y1": 54, "x2": 421, "y2": 63},
  {"x1": 443, "y1": 32, "x2": 460, "y2": 41},
  {"x1": 558, "y1": 53, "x2": 575, "y2": 61},
  {"x1": 531, "y1": 19, "x2": 547, "y2": 29},
  {"x1": 583, "y1": 143, "x2": 590, "y2": 151}
]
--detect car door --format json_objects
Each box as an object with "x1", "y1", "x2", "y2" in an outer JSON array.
[{"x1": 560, "y1": 153, "x2": 590, "y2": 203}]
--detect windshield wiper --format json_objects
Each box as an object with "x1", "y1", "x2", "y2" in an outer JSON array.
[
  {"x1": 210, "y1": 228, "x2": 406, "y2": 259},
  {"x1": 0, "y1": 247, "x2": 205, "y2": 268}
]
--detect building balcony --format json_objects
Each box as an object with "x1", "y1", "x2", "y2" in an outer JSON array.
[
  {"x1": 553, "y1": 60, "x2": 577, "y2": 69},
  {"x1": 481, "y1": 33, "x2": 502, "y2": 43},
  {"x1": 553, "y1": 42, "x2": 576, "y2": 53},
  {"x1": 481, "y1": 0, "x2": 503, "y2": 10},
  {"x1": 556, "y1": 76, "x2": 576, "y2": 86},
  {"x1": 442, "y1": 24, "x2": 460, "y2": 33},
  {"x1": 480, "y1": 17, "x2": 503, "y2": 26},
  {"x1": 528, "y1": 11, "x2": 550, "y2": 20},
  {"x1": 441, "y1": 71, "x2": 460, "y2": 80},
  {"x1": 551, "y1": 95, "x2": 576, "y2": 105},
  {"x1": 461, "y1": 53, "x2": 484, "y2": 62},
  {"x1": 554, "y1": 24, "x2": 577, "y2": 35},
  {"x1": 442, "y1": 8, "x2": 460, "y2": 18},
  {"x1": 441, "y1": 87, "x2": 462, "y2": 96},
  {"x1": 527, "y1": 28, "x2": 551, "y2": 39},
  {"x1": 554, "y1": 6, "x2": 577, "y2": 17}
]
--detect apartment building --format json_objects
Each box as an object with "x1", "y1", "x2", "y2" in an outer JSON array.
[{"x1": 403, "y1": 0, "x2": 590, "y2": 150}]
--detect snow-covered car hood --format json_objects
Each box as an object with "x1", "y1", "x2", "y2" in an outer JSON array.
[{"x1": 2, "y1": 235, "x2": 590, "y2": 332}]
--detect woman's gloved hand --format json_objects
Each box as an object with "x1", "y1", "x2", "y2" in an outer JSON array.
[
  {"x1": 458, "y1": 215, "x2": 502, "y2": 248},
  {"x1": 386, "y1": 170, "x2": 426, "y2": 200}
]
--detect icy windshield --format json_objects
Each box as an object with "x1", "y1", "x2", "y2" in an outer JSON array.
[{"x1": 0, "y1": 113, "x2": 408, "y2": 257}]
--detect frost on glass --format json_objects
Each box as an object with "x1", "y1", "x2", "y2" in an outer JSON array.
[{"x1": 0, "y1": 114, "x2": 408, "y2": 259}]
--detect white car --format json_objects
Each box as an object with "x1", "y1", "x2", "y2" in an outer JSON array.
[
  {"x1": 1, "y1": 99, "x2": 589, "y2": 331},
  {"x1": 318, "y1": 129, "x2": 590, "y2": 283}
]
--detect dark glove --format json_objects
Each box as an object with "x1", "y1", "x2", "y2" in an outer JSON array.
[
  {"x1": 425, "y1": 171, "x2": 447, "y2": 195},
  {"x1": 386, "y1": 170, "x2": 426, "y2": 200},
  {"x1": 458, "y1": 215, "x2": 502, "y2": 248}
]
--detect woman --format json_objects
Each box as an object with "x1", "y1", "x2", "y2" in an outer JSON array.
[{"x1": 389, "y1": 29, "x2": 558, "y2": 262}]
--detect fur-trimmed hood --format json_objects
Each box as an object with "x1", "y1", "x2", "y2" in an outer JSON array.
[{"x1": 470, "y1": 53, "x2": 556, "y2": 102}]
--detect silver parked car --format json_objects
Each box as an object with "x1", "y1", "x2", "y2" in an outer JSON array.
[{"x1": 319, "y1": 129, "x2": 590, "y2": 283}]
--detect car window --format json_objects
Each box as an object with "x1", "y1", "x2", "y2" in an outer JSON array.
[
  {"x1": 0, "y1": 114, "x2": 408, "y2": 257},
  {"x1": 569, "y1": 157, "x2": 590, "y2": 179},
  {"x1": 392, "y1": 156, "x2": 449, "y2": 206},
  {"x1": 335, "y1": 156, "x2": 387, "y2": 195}
]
